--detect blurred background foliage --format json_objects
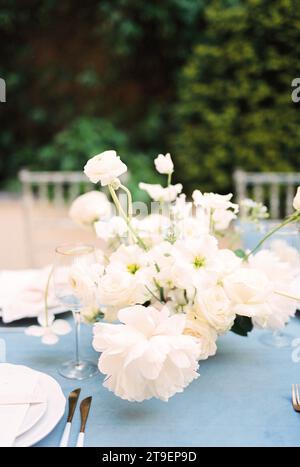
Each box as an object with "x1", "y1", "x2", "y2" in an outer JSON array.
[{"x1": 0, "y1": 0, "x2": 299, "y2": 196}]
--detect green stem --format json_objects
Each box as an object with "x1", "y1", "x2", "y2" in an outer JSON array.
[
  {"x1": 275, "y1": 290, "x2": 300, "y2": 302},
  {"x1": 120, "y1": 184, "x2": 133, "y2": 220},
  {"x1": 245, "y1": 212, "x2": 300, "y2": 260},
  {"x1": 44, "y1": 265, "x2": 54, "y2": 327},
  {"x1": 120, "y1": 184, "x2": 133, "y2": 244},
  {"x1": 108, "y1": 185, "x2": 148, "y2": 250},
  {"x1": 167, "y1": 173, "x2": 172, "y2": 187}
]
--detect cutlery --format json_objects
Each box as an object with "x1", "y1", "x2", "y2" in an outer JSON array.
[
  {"x1": 76, "y1": 396, "x2": 92, "y2": 447},
  {"x1": 292, "y1": 384, "x2": 300, "y2": 412},
  {"x1": 59, "y1": 388, "x2": 81, "y2": 447}
]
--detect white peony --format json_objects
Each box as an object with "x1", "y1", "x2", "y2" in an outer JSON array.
[
  {"x1": 69, "y1": 191, "x2": 111, "y2": 228},
  {"x1": 84, "y1": 150, "x2": 127, "y2": 186},
  {"x1": 293, "y1": 186, "x2": 300, "y2": 211},
  {"x1": 93, "y1": 305, "x2": 200, "y2": 401},
  {"x1": 154, "y1": 153, "x2": 174, "y2": 174},
  {"x1": 223, "y1": 267, "x2": 273, "y2": 320},
  {"x1": 139, "y1": 182, "x2": 182, "y2": 202}
]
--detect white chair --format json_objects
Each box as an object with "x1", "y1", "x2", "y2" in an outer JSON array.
[
  {"x1": 234, "y1": 169, "x2": 300, "y2": 219},
  {"x1": 19, "y1": 170, "x2": 95, "y2": 267}
]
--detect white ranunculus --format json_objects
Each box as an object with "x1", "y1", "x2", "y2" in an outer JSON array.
[
  {"x1": 212, "y1": 208, "x2": 237, "y2": 231},
  {"x1": 196, "y1": 285, "x2": 235, "y2": 335},
  {"x1": 154, "y1": 153, "x2": 174, "y2": 174},
  {"x1": 68, "y1": 264, "x2": 97, "y2": 304},
  {"x1": 192, "y1": 191, "x2": 239, "y2": 213},
  {"x1": 139, "y1": 182, "x2": 182, "y2": 202},
  {"x1": 184, "y1": 312, "x2": 217, "y2": 360},
  {"x1": 84, "y1": 150, "x2": 127, "y2": 186},
  {"x1": 223, "y1": 267, "x2": 273, "y2": 319},
  {"x1": 94, "y1": 216, "x2": 128, "y2": 242},
  {"x1": 98, "y1": 269, "x2": 150, "y2": 309},
  {"x1": 93, "y1": 305, "x2": 200, "y2": 401},
  {"x1": 293, "y1": 186, "x2": 300, "y2": 211},
  {"x1": 69, "y1": 191, "x2": 111, "y2": 228}
]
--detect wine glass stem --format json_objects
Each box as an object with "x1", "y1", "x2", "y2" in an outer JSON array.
[{"x1": 73, "y1": 311, "x2": 81, "y2": 366}]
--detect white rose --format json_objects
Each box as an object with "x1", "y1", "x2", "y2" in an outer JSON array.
[
  {"x1": 293, "y1": 186, "x2": 300, "y2": 211},
  {"x1": 184, "y1": 311, "x2": 217, "y2": 360},
  {"x1": 223, "y1": 267, "x2": 273, "y2": 318},
  {"x1": 69, "y1": 191, "x2": 111, "y2": 228},
  {"x1": 98, "y1": 269, "x2": 150, "y2": 308},
  {"x1": 196, "y1": 286, "x2": 235, "y2": 335},
  {"x1": 84, "y1": 150, "x2": 127, "y2": 186},
  {"x1": 139, "y1": 182, "x2": 182, "y2": 202},
  {"x1": 154, "y1": 153, "x2": 174, "y2": 174}
]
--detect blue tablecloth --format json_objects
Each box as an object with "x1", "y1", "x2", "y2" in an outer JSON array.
[{"x1": 1, "y1": 316, "x2": 300, "y2": 447}]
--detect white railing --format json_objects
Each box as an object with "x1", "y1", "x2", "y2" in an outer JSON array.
[
  {"x1": 234, "y1": 169, "x2": 300, "y2": 219},
  {"x1": 19, "y1": 169, "x2": 94, "y2": 205}
]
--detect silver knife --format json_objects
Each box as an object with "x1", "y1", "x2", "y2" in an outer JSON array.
[
  {"x1": 76, "y1": 396, "x2": 92, "y2": 447},
  {"x1": 59, "y1": 388, "x2": 81, "y2": 447}
]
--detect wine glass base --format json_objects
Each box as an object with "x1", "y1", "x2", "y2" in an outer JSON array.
[
  {"x1": 58, "y1": 360, "x2": 98, "y2": 380},
  {"x1": 260, "y1": 332, "x2": 291, "y2": 348}
]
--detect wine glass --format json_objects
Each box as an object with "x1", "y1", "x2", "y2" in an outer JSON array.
[{"x1": 53, "y1": 243, "x2": 98, "y2": 380}]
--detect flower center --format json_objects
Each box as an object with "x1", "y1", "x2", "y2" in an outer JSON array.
[
  {"x1": 193, "y1": 256, "x2": 206, "y2": 269},
  {"x1": 127, "y1": 263, "x2": 140, "y2": 274}
]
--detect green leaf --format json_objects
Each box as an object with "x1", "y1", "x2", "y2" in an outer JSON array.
[
  {"x1": 231, "y1": 315, "x2": 253, "y2": 337},
  {"x1": 234, "y1": 248, "x2": 247, "y2": 259}
]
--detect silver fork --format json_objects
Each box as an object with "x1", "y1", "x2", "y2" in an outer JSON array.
[{"x1": 292, "y1": 384, "x2": 300, "y2": 412}]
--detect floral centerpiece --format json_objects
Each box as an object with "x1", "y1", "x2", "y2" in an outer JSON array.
[{"x1": 47, "y1": 151, "x2": 300, "y2": 402}]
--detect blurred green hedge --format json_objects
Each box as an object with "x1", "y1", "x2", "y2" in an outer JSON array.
[
  {"x1": 1, "y1": 0, "x2": 300, "y2": 196},
  {"x1": 171, "y1": 0, "x2": 300, "y2": 194}
]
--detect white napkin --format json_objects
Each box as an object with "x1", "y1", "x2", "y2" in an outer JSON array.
[
  {"x1": 0, "y1": 364, "x2": 41, "y2": 447},
  {"x1": 0, "y1": 266, "x2": 62, "y2": 323}
]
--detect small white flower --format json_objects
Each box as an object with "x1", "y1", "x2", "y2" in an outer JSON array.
[
  {"x1": 154, "y1": 153, "x2": 174, "y2": 174},
  {"x1": 84, "y1": 150, "x2": 127, "y2": 186},
  {"x1": 293, "y1": 186, "x2": 300, "y2": 211},
  {"x1": 69, "y1": 191, "x2": 111, "y2": 228},
  {"x1": 93, "y1": 305, "x2": 200, "y2": 402},
  {"x1": 139, "y1": 182, "x2": 182, "y2": 202}
]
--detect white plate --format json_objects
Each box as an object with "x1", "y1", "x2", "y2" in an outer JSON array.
[
  {"x1": 14, "y1": 371, "x2": 66, "y2": 447},
  {"x1": 0, "y1": 305, "x2": 67, "y2": 320},
  {"x1": 18, "y1": 382, "x2": 47, "y2": 437}
]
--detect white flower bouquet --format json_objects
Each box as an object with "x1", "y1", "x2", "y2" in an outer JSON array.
[{"x1": 68, "y1": 151, "x2": 300, "y2": 402}]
